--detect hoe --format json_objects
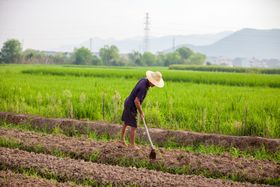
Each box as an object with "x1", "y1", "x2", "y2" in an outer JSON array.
[{"x1": 142, "y1": 117, "x2": 156, "y2": 159}]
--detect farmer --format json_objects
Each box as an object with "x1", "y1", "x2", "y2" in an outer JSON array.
[{"x1": 120, "y1": 70, "x2": 164, "y2": 148}]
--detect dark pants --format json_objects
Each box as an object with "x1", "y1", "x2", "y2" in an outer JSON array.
[{"x1": 121, "y1": 104, "x2": 137, "y2": 128}]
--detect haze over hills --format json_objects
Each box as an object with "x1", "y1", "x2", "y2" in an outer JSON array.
[
  {"x1": 55, "y1": 28, "x2": 280, "y2": 60},
  {"x1": 176, "y1": 28, "x2": 280, "y2": 59},
  {"x1": 54, "y1": 31, "x2": 233, "y2": 53}
]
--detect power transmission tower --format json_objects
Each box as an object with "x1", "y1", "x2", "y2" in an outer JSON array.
[
  {"x1": 90, "y1": 38, "x2": 93, "y2": 52},
  {"x1": 143, "y1": 12, "x2": 150, "y2": 52}
]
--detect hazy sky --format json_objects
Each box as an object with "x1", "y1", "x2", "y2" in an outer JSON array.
[{"x1": 0, "y1": 0, "x2": 279, "y2": 50}]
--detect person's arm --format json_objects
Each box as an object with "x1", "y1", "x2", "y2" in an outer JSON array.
[{"x1": 134, "y1": 97, "x2": 144, "y2": 119}]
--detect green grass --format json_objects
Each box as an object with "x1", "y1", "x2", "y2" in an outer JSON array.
[
  {"x1": 0, "y1": 64, "x2": 280, "y2": 138},
  {"x1": 21, "y1": 65, "x2": 280, "y2": 87},
  {"x1": 169, "y1": 64, "x2": 280, "y2": 74},
  {"x1": 178, "y1": 144, "x2": 280, "y2": 163}
]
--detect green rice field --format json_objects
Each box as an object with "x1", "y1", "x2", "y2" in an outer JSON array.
[{"x1": 0, "y1": 64, "x2": 280, "y2": 138}]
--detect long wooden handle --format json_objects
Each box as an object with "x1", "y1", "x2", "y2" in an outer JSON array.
[{"x1": 142, "y1": 117, "x2": 155, "y2": 149}]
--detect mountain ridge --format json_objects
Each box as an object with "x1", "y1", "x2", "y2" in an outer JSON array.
[{"x1": 177, "y1": 28, "x2": 280, "y2": 59}]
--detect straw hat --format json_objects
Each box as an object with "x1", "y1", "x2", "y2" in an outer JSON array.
[{"x1": 146, "y1": 70, "x2": 164, "y2": 88}]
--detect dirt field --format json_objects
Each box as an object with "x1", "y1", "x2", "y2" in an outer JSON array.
[
  {"x1": 0, "y1": 112, "x2": 279, "y2": 152},
  {"x1": 0, "y1": 112, "x2": 279, "y2": 186},
  {"x1": 0, "y1": 170, "x2": 79, "y2": 187},
  {"x1": 0, "y1": 128, "x2": 278, "y2": 183},
  {"x1": 0, "y1": 147, "x2": 270, "y2": 187}
]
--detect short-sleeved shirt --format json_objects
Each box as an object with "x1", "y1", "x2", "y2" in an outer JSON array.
[
  {"x1": 125, "y1": 78, "x2": 150, "y2": 111},
  {"x1": 122, "y1": 78, "x2": 149, "y2": 127}
]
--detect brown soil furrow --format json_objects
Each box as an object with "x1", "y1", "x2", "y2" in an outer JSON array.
[
  {"x1": 0, "y1": 112, "x2": 279, "y2": 152},
  {"x1": 0, "y1": 128, "x2": 278, "y2": 183},
  {"x1": 0, "y1": 170, "x2": 80, "y2": 187},
  {"x1": 0, "y1": 147, "x2": 268, "y2": 187}
]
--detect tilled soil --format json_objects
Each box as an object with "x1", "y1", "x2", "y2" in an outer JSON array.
[
  {"x1": 0, "y1": 112, "x2": 279, "y2": 152},
  {"x1": 0, "y1": 128, "x2": 279, "y2": 184},
  {"x1": 0, "y1": 170, "x2": 80, "y2": 187},
  {"x1": 0, "y1": 147, "x2": 270, "y2": 187}
]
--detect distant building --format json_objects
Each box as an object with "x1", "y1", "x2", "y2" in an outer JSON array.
[
  {"x1": 206, "y1": 56, "x2": 232, "y2": 66},
  {"x1": 265, "y1": 59, "x2": 280, "y2": 68},
  {"x1": 232, "y1": 58, "x2": 250, "y2": 67},
  {"x1": 206, "y1": 56, "x2": 280, "y2": 68}
]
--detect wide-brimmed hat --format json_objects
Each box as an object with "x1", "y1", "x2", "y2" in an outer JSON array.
[{"x1": 146, "y1": 70, "x2": 164, "y2": 88}]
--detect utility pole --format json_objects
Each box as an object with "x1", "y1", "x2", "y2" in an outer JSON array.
[
  {"x1": 172, "y1": 36, "x2": 176, "y2": 51},
  {"x1": 143, "y1": 12, "x2": 150, "y2": 52}
]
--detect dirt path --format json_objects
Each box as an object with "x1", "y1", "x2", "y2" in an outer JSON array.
[
  {"x1": 0, "y1": 128, "x2": 278, "y2": 184},
  {"x1": 0, "y1": 147, "x2": 270, "y2": 187},
  {"x1": 0, "y1": 170, "x2": 80, "y2": 187},
  {"x1": 0, "y1": 112, "x2": 279, "y2": 152}
]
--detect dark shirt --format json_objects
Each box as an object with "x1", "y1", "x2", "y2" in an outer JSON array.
[{"x1": 125, "y1": 78, "x2": 149, "y2": 111}]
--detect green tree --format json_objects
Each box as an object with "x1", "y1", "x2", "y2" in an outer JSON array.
[
  {"x1": 128, "y1": 51, "x2": 143, "y2": 66},
  {"x1": 156, "y1": 52, "x2": 166, "y2": 66},
  {"x1": 51, "y1": 52, "x2": 70, "y2": 64},
  {"x1": 72, "y1": 47, "x2": 93, "y2": 65},
  {"x1": 92, "y1": 55, "x2": 102, "y2": 65},
  {"x1": 0, "y1": 39, "x2": 22, "y2": 63},
  {"x1": 176, "y1": 47, "x2": 193, "y2": 59},
  {"x1": 164, "y1": 52, "x2": 181, "y2": 66},
  {"x1": 142, "y1": 52, "x2": 157, "y2": 66},
  {"x1": 22, "y1": 49, "x2": 46, "y2": 64},
  {"x1": 99, "y1": 45, "x2": 121, "y2": 66},
  {"x1": 119, "y1": 56, "x2": 129, "y2": 66},
  {"x1": 185, "y1": 52, "x2": 206, "y2": 65}
]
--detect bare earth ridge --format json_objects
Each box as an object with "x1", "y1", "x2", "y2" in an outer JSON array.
[
  {"x1": 0, "y1": 128, "x2": 278, "y2": 183},
  {"x1": 0, "y1": 147, "x2": 270, "y2": 187},
  {"x1": 0, "y1": 170, "x2": 80, "y2": 187},
  {"x1": 0, "y1": 112, "x2": 279, "y2": 152}
]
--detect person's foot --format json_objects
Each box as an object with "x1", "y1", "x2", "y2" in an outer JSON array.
[
  {"x1": 129, "y1": 144, "x2": 140, "y2": 150},
  {"x1": 119, "y1": 140, "x2": 127, "y2": 146}
]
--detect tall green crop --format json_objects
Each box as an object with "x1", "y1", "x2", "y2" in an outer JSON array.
[{"x1": 0, "y1": 64, "x2": 279, "y2": 138}]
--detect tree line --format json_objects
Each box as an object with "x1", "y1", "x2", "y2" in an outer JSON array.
[{"x1": 0, "y1": 39, "x2": 206, "y2": 66}]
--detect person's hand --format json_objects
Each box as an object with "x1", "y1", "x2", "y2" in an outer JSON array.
[{"x1": 140, "y1": 112, "x2": 145, "y2": 119}]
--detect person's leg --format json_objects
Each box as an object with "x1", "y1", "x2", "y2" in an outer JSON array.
[
  {"x1": 129, "y1": 127, "x2": 138, "y2": 148},
  {"x1": 120, "y1": 124, "x2": 128, "y2": 145}
]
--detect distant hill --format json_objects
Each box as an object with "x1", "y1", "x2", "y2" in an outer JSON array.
[
  {"x1": 147, "y1": 31, "x2": 232, "y2": 52},
  {"x1": 54, "y1": 31, "x2": 232, "y2": 53},
  {"x1": 55, "y1": 28, "x2": 280, "y2": 59},
  {"x1": 175, "y1": 28, "x2": 280, "y2": 59}
]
